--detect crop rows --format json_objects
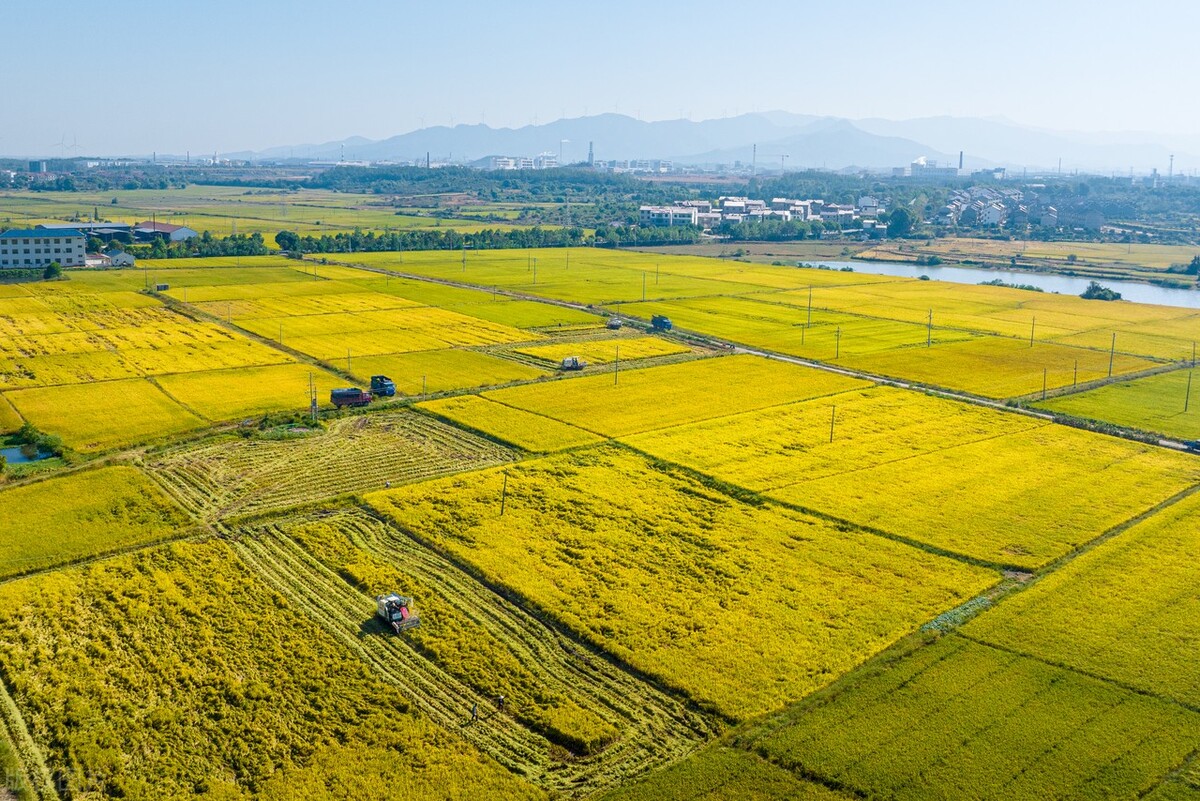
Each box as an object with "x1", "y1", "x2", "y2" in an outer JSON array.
[
  {"x1": 741, "y1": 635, "x2": 1200, "y2": 800},
  {"x1": 484, "y1": 354, "x2": 870, "y2": 438},
  {"x1": 965, "y1": 489, "x2": 1200, "y2": 706},
  {"x1": 231, "y1": 513, "x2": 710, "y2": 796},
  {"x1": 234, "y1": 509, "x2": 711, "y2": 796},
  {"x1": 0, "y1": 540, "x2": 536, "y2": 798},
  {"x1": 513, "y1": 336, "x2": 690, "y2": 366},
  {"x1": 149, "y1": 409, "x2": 515, "y2": 520}
]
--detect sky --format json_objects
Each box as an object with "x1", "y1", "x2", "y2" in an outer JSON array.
[{"x1": 2, "y1": 0, "x2": 1198, "y2": 157}]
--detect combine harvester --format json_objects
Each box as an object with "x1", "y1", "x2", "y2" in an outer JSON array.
[
  {"x1": 558, "y1": 356, "x2": 587, "y2": 371},
  {"x1": 376, "y1": 592, "x2": 421, "y2": 633}
]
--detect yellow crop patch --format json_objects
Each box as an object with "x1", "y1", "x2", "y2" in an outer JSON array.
[
  {"x1": 0, "y1": 393, "x2": 23, "y2": 433},
  {"x1": 770, "y1": 424, "x2": 1200, "y2": 568},
  {"x1": 6, "y1": 378, "x2": 203, "y2": 452},
  {"x1": 514, "y1": 336, "x2": 689, "y2": 366},
  {"x1": 966, "y1": 490, "x2": 1200, "y2": 706},
  {"x1": 0, "y1": 465, "x2": 192, "y2": 579},
  {"x1": 347, "y1": 349, "x2": 545, "y2": 394},
  {"x1": 841, "y1": 336, "x2": 1159, "y2": 398},
  {"x1": 486, "y1": 354, "x2": 870, "y2": 437},
  {"x1": 156, "y1": 363, "x2": 343, "y2": 422},
  {"x1": 419, "y1": 395, "x2": 602, "y2": 452},
  {"x1": 626, "y1": 387, "x2": 1043, "y2": 491},
  {"x1": 367, "y1": 446, "x2": 995, "y2": 720}
]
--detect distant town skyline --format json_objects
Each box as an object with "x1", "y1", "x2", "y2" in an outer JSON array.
[{"x1": 2, "y1": 0, "x2": 1197, "y2": 157}]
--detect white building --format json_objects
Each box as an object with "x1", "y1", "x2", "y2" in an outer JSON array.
[
  {"x1": 134, "y1": 221, "x2": 198, "y2": 242},
  {"x1": 0, "y1": 228, "x2": 86, "y2": 268},
  {"x1": 639, "y1": 206, "x2": 699, "y2": 227}
]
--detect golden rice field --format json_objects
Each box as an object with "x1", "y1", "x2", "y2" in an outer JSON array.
[
  {"x1": 0, "y1": 394, "x2": 21, "y2": 432},
  {"x1": 155, "y1": 363, "x2": 344, "y2": 422},
  {"x1": 419, "y1": 395, "x2": 602, "y2": 453},
  {"x1": 367, "y1": 446, "x2": 997, "y2": 721},
  {"x1": 628, "y1": 386, "x2": 1200, "y2": 567},
  {"x1": 0, "y1": 466, "x2": 192, "y2": 579},
  {"x1": 841, "y1": 336, "x2": 1160, "y2": 398},
  {"x1": 484, "y1": 355, "x2": 870, "y2": 438},
  {"x1": 624, "y1": 386, "x2": 1042, "y2": 492},
  {"x1": 741, "y1": 634, "x2": 1200, "y2": 801},
  {"x1": 6, "y1": 378, "x2": 205, "y2": 452},
  {"x1": 347, "y1": 349, "x2": 546, "y2": 395},
  {"x1": 513, "y1": 336, "x2": 690, "y2": 366},
  {"x1": 771, "y1": 422, "x2": 1200, "y2": 568},
  {"x1": 0, "y1": 539, "x2": 539, "y2": 800},
  {"x1": 3, "y1": 244, "x2": 1200, "y2": 797},
  {"x1": 1039, "y1": 367, "x2": 1200, "y2": 439},
  {"x1": 965, "y1": 490, "x2": 1200, "y2": 706}
]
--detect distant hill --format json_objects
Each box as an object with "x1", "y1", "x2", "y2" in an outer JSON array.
[{"x1": 228, "y1": 112, "x2": 1197, "y2": 174}]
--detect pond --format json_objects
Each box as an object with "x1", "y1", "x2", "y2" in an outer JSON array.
[
  {"x1": 808, "y1": 260, "x2": 1200, "y2": 310},
  {"x1": 0, "y1": 445, "x2": 52, "y2": 464}
]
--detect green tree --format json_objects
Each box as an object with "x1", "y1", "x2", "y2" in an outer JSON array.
[
  {"x1": 275, "y1": 230, "x2": 300, "y2": 252},
  {"x1": 887, "y1": 208, "x2": 914, "y2": 238},
  {"x1": 43, "y1": 261, "x2": 62, "y2": 280}
]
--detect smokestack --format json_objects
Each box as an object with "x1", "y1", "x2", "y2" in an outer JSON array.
[
  {"x1": 959, "y1": 151, "x2": 964, "y2": 170},
  {"x1": 588, "y1": 141, "x2": 594, "y2": 167}
]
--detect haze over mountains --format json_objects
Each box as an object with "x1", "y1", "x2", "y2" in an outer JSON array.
[{"x1": 229, "y1": 112, "x2": 1199, "y2": 174}]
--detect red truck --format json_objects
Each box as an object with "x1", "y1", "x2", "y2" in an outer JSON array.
[{"x1": 330, "y1": 388, "x2": 373, "y2": 408}]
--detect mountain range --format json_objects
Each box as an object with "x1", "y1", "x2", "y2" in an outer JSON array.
[{"x1": 227, "y1": 112, "x2": 1197, "y2": 174}]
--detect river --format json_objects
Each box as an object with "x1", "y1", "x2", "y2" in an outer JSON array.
[{"x1": 807, "y1": 260, "x2": 1200, "y2": 310}]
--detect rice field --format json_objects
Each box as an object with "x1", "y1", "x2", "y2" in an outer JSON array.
[
  {"x1": 419, "y1": 395, "x2": 603, "y2": 453},
  {"x1": 1039, "y1": 367, "x2": 1200, "y2": 439},
  {"x1": 742, "y1": 635, "x2": 1200, "y2": 800},
  {"x1": 149, "y1": 409, "x2": 514, "y2": 520},
  {"x1": 6, "y1": 378, "x2": 205, "y2": 452},
  {"x1": 484, "y1": 355, "x2": 871, "y2": 438},
  {"x1": 0, "y1": 466, "x2": 192, "y2": 579},
  {"x1": 155, "y1": 363, "x2": 344, "y2": 422},
  {"x1": 366, "y1": 445, "x2": 997, "y2": 721},
  {"x1": 347, "y1": 349, "x2": 547, "y2": 395},
  {"x1": 513, "y1": 336, "x2": 691, "y2": 366},
  {"x1": 0, "y1": 539, "x2": 540, "y2": 800},
  {"x1": 965, "y1": 489, "x2": 1200, "y2": 706},
  {"x1": 841, "y1": 335, "x2": 1159, "y2": 398},
  {"x1": 769, "y1": 422, "x2": 1200, "y2": 568}
]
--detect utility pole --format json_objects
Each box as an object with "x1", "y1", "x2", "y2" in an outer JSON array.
[
  {"x1": 642, "y1": 272, "x2": 646, "y2": 301},
  {"x1": 927, "y1": 308, "x2": 932, "y2": 347},
  {"x1": 1186, "y1": 370, "x2": 1193, "y2": 413},
  {"x1": 1030, "y1": 317, "x2": 1036, "y2": 347},
  {"x1": 422, "y1": 375, "x2": 427, "y2": 399},
  {"x1": 1073, "y1": 360, "x2": 1078, "y2": 389},
  {"x1": 835, "y1": 326, "x2": 841, "y2": 359},
  {"x1": 829, "y1": 405, "x2": 836, "y2": 443},
  {"x1": 309, "y1": 373, "x2": 317, "y2": 423},
  {"x1": 1109, "y1": 333, "x2": 1116, "y2": 377},
  {"x1": 1042, "y1": 368, "x2": 1048, "y2": 400},
  {"x1": 807, "y1": 286, "x2": 813, "y2": 327},
  {"x1": 614, "y1": 345, "x2": 620, "y2": 385},
  {"x1": 499, "y1": 472, "x2": 508, "y2": 516}
]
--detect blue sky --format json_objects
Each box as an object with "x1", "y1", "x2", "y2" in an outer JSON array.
[{"x1": 1, "y1": 0, "x2": 1196, "y2": 156}]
